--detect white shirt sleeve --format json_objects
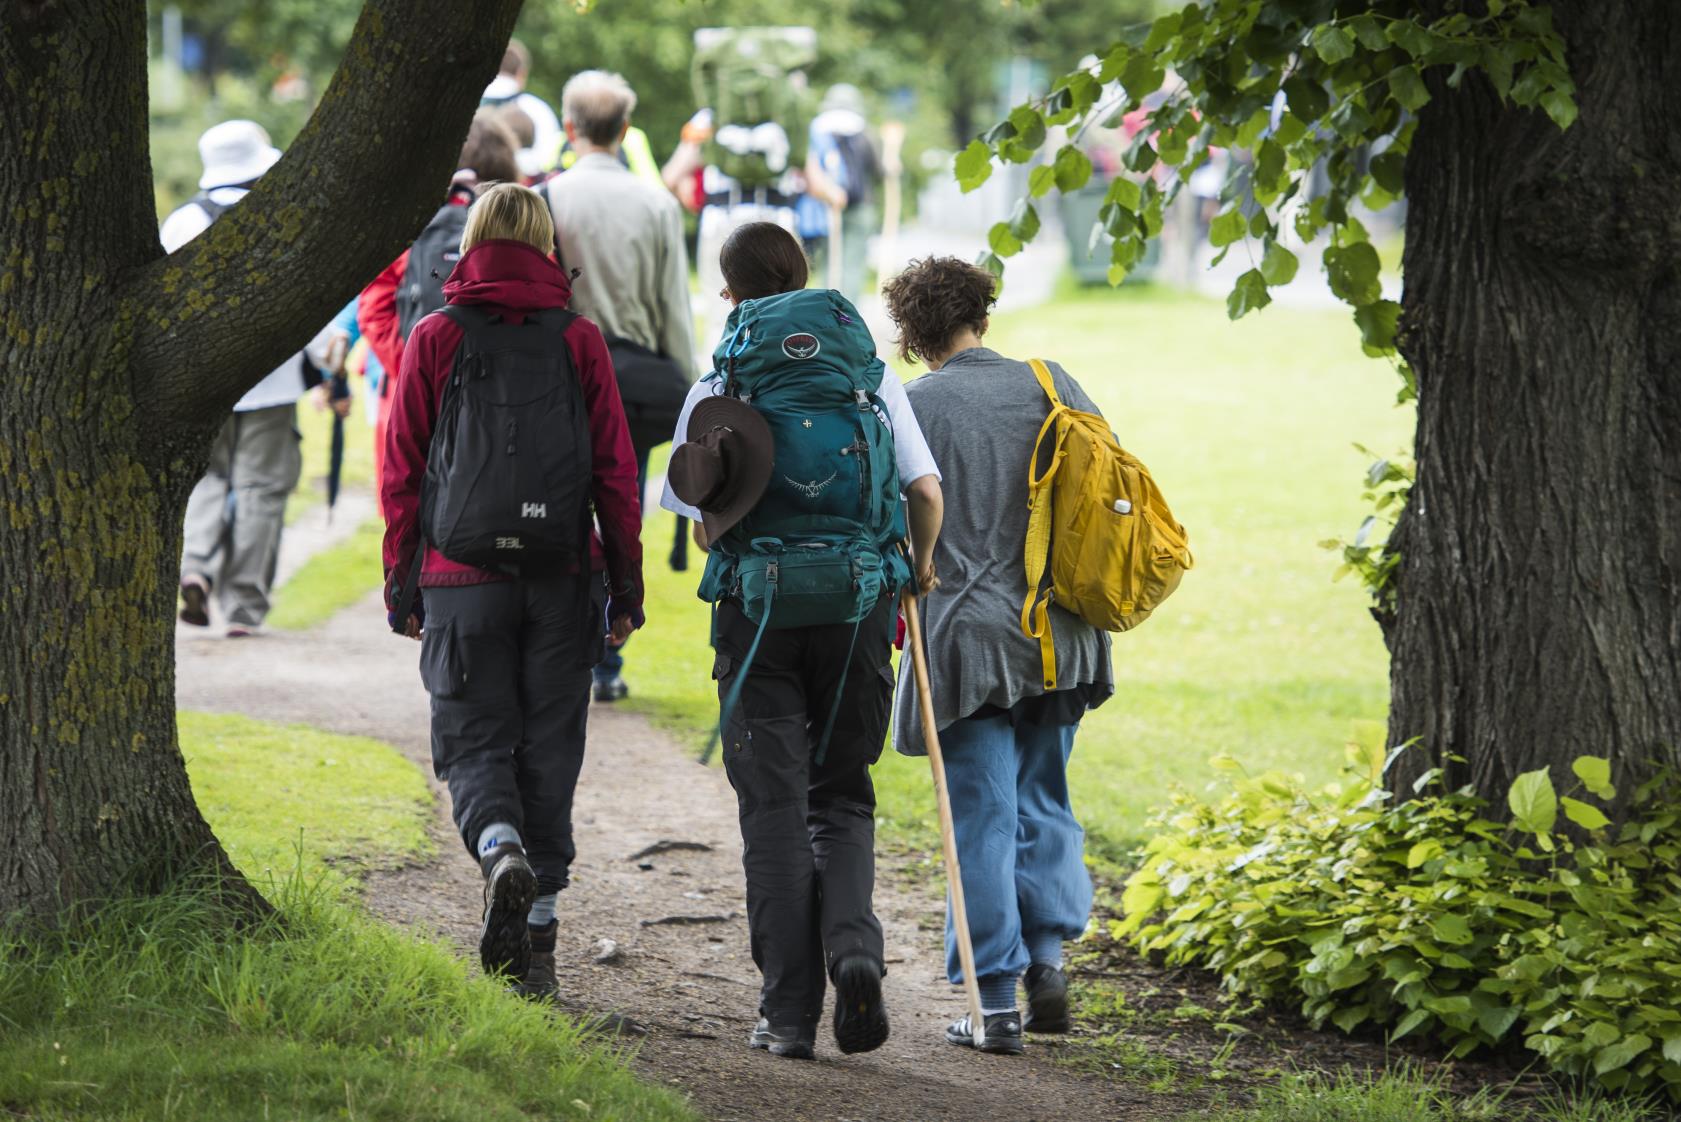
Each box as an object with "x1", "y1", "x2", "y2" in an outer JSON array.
[
  {"x1": 659, "y1": 379, "x2": 721, "y2": 521},
  {"x1": 874, "y1": 372, "x2": 941, "y2": 486},
  {"x1": 158, "y1": 204, "x2": 212, "y2": 254}
]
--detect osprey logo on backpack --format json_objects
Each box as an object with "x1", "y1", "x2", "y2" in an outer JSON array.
[
  {"x1": 781, "y1": 333, "x2": 820, "y2": 360},
  {"x1": 784, "y1": 471, "x2": 838, "y2": 500}
]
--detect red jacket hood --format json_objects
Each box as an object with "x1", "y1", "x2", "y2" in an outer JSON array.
[{"x1": 443, "y1": 239, "x2": 572, "y2": 312}]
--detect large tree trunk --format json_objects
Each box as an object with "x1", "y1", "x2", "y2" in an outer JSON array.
[
  {"x1": 1387, "y1": 2, "x2": 1681, "y2": 810},
  {"x1": 0, "y1": 0, "x2": 521, "y2": 925}
]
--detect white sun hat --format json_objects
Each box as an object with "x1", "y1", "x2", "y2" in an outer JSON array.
[{"x1": 197, "y1": 120, "x2": 283, "y2": 190}]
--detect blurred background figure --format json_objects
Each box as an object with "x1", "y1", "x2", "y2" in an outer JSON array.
[
  {"x1": 481, "y1": 39, "x2": 561, "y2": 179},
  {"x1": 543, "y1": 69, "x2": 698, "y2": 702},
  {"x1": 164, "y1": 120, "x2": 326, "y2": 638},
  {"x1": 799, "y1": 83, "x2": 882, "y2": 304}
]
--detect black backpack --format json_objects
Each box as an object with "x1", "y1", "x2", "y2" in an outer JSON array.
[
  {"x1": 398, "y1": 185, "x2": 475, "y2": 341},
  {"x1": 418, "y1": 303, "x2": 593, "y2": 572}
]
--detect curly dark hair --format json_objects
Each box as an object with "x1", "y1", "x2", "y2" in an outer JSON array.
[{"x1": 881, "y1": 256, "x2": 998, "y2": 364}]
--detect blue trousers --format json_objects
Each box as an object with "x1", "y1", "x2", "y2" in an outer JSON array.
[{"x1": 942, "y1": 714, "x2": 1092, "y2": 986}]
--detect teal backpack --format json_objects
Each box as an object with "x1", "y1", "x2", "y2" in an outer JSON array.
[{"x1": 697, "y1": 288, "x2": 911, "y2": 760}]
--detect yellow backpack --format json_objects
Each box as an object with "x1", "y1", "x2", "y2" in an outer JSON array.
[{"x1": 1020, "y1": 359, "x2": 1193, "y2": 690}]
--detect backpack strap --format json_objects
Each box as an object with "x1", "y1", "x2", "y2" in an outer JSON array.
[
  {"x1": 701, "y1": 563, "x2": 779, "y2": 765},
  {"x1": 1021, "y1": 359, "x2": 1070, "y2": 691}
]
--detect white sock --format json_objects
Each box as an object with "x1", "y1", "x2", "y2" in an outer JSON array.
[{"x1": 476, "y1": 821, "x2": 521, "y2": 858}]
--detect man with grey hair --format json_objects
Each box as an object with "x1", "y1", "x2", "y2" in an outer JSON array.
[{"x1": 543, "y1": 69, "x2": 697, "y2": 703}]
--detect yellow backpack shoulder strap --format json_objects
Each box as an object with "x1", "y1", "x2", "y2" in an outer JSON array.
[{"x1": 1020, "y1": 358, "x2": 1066, "y2": 691}]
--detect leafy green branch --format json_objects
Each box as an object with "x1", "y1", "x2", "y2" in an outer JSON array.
[
  {"x1": 954, "y1": 0, "x2": 1577, "y2": 390},
  {"x1": 1319, "y1": 444, "x2": 1412, "y2": 609}
]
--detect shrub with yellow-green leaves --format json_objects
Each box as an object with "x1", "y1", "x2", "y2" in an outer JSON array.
[{"x1": 1117, "y1": 752, "x2": 1681, "y2": 1100}]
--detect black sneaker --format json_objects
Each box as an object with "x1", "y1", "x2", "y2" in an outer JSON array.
[
  {"x1": 1023, "y1": 963, "x2": 1071, "y2": 1033},
  {"x1": 832, "y1": 954, "x2": 890, "y2": 1055},
  {"x1": 478, "y1": 843, "x2": 537, "y2": 980},
  {"x1": 179, "y1": 576, "x2": 210, "y2": 627},
  {"x1": 749, "y1": 1018, "x2": 815, "y2": 1059},
  {"x1": 593, "y1": 677, "x2": 629, "y2": 703},
  {"x1": 946, "y1": 1011, "x2": 1024, "y2": 1055}
]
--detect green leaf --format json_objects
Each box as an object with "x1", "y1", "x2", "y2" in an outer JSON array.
[
  {"x1": 1431, "y1": 914, "x2": 1474, "y2": 946},
  {"x1": 1479, "y1": 1002, "x2": 1522, "y2": 1041},
  {"x1": 1423, "y1": 994, "x2": 1472, "y2": 1015},
  {"x1": 1349, "y1": 14, "x2": 1388, "y2": 51},
  {"x1": 1386, "y1": 20, "x2": 1437, "y2": 59},
  {"x1": 1105, "y1": 175, "x2": 1143, "y2": 213},
  {"x1": 987, "y1": 222, "x2": 1022, "y2": 258},
  {"x1": 1593, "y1": 1033, "x2": 1652, "y2": 1075},
  {"x1": 1210, "y1": 208, "x2": 1247, "y2": 248},
  {"x1": 1562, "y1": 797, "x2": 1611, "y2": 831},
  {"x1": 1007, "y1": 199, "x2": 1040, "y2": 242},
  {"x1": 1540, "y1": 89, "x2": 1578, "y2": 131},
  {"x1": 1323, "y1": 242, "x2": 1383, "y2": 307},
  {"x1": 1389, "y1": 66, "x2": 1431, "y2": 112},
  {"x1": 1369, "y1": 151, "x2": 1406, "y2": 194},
  {"x1": 1355, "y1": 299, "x2": 1401, "y2": 355},
  {"x1": 1260, "y1": 241, "x2": 1298, "y2": 286},
  {"x1": 1311, "y1": 24, "x2": 1357, "y2": 65},
  {"x1": 1282, "y1": 75, "x2": 1330, "y2": 122},
  {"x1": 1053, "y1": 146, "x2": 1094, "y2": 193},
  {"x1": 1121, "y1": 53, "x2": 1166, "y2": 104},
  {"x1": 1481, "y1": 45, "x2": 1515, "y2": 101},
  {"x1": 1508, "y1": 768, "x2": 1559, "y2": 836},
  {"x1": 1572, "y1": 756, "x2": 1616, "y2": 799},
  {"x1": 955, "y1": 140, "x2": 993, "y2": 192},
  {"x1": 1253, "y1": 140, "x2": 1286, "y2": 197},
  {"x1": 1391, "y1": 1007, "x2": 1432, "y2": 1042},
  {"x1": 1227, "y1": 269, "x2": 1272, "y2": 321},
  {"x1": 1028, "y1": 165, "x2": 1057, "y2": 198},
  {"x1": 975, "y1": 251, "x2": 1005, "y2": 281},
  {"x1": 1331, "y1": 1005, "x2": 1369, "y2": 1033},
  {"x1": 1008, "y1": 106, "x2": 1047, "y2": 151},
  {"x1": 1097, "y1": 44, "x2": 1130, "y2": 84}
]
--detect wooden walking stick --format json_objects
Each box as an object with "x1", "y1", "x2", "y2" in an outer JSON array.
[{"x1": 900, "y1": 587, "x2": 988, "y2": 1047}]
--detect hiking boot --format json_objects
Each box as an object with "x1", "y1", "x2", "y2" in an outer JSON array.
[
  {"x1": 749, "y1": 1018, "x2": 815, "y2": 1060},
  {"x1": 946, "y1": 1011, "x2": 1025, "y2": 1055},
  {"x1": 179, "y1": 575, "x2": 210, "y2": 627},
  {"x1": 478, "y1": 843, "x2": 537, "y2": 980},
  {"x1": 593, "y1": 677, "x2": 629, "y2": 703},
  {"x1": 516, "y1": 920, "x2": 560, "y2": 1000},
  {"x1": 832, "y1": 954, "x2": 889, "y2": 1055},
  {"x1": 1023, "y1": 963, "x2": 1071, "y2": 1034}
]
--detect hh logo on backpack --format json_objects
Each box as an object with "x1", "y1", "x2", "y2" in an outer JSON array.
[{"x1": 1020, "y1": 358, "x2": 1192, "y2": 690}]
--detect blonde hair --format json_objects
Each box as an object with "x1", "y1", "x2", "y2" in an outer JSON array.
[{"x1": 460, "y1": 182, "x2": 554, "y2": 255}]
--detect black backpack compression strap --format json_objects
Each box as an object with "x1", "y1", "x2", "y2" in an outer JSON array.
[{"x1": 389, "y1": 305, "x2": 490, "y2": 634}]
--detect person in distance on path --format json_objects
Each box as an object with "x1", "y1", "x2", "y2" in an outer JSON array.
[{"x1": 883, "y1": 257, "x2": 1111, "y2": 1056}]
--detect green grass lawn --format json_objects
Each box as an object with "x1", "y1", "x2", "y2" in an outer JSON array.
[
  {"x1": 0, "y1": 714, "x2": 697, "y2": 1122},
  {"x1": 265, "y1": 518, "x2": 385, "y2": 631},
  {"x1": 625, "y1": 282, "x2": 1412, "y2": 857}
]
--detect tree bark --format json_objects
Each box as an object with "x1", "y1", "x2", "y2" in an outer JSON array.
[
  {"x1": 1388, "y1": 1, "x2": 1681, "y2": 811},
  {"x1": 0, "y1": 0, "x2": 520, "y2": 925}
]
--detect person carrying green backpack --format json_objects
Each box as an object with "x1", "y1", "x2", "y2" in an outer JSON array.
[{"x1": 662, "y1": 223, "x2": 942, "y2": 1061}]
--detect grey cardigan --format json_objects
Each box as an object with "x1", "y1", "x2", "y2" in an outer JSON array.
[{"x1": 893, "y1": 347, "x2": 1113, "y2": 756}]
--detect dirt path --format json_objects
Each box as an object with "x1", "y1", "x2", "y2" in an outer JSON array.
[{"x1": 176, "y1": 585, "x2": 1163, "y2": 1121}]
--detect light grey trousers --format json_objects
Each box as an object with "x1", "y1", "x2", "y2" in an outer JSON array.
[{"x1": 180, "y1": 403, "x2": 302, "y2": 627}]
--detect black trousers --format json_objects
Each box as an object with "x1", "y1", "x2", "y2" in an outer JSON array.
[
  {"x1": 421, "y1": 573, "x2": 603, "y2": 896},
  {"x1": 713, "y1": 594, "x2": 896, "y2": 1029}
]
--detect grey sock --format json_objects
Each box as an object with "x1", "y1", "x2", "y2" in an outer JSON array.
[{"x1": 476, "y1": 821, "x2": 521, "y2": 859}]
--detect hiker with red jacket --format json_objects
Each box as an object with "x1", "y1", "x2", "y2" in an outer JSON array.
[
  {"x1": 382, "y1": 183, "x2": 644, "y2": 999},
  {"x1": 359, "y1": 111, "x2": 521, "y2": 495}
]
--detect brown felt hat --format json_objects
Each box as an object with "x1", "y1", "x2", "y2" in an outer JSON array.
[{"x1": 668, "y1": 396, "x2": 773, "y2": 542}]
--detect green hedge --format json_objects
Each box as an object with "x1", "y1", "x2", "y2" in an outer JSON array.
[{"x1": 1116, "y1": 751, "x2": 1681, "y2": 1100}]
